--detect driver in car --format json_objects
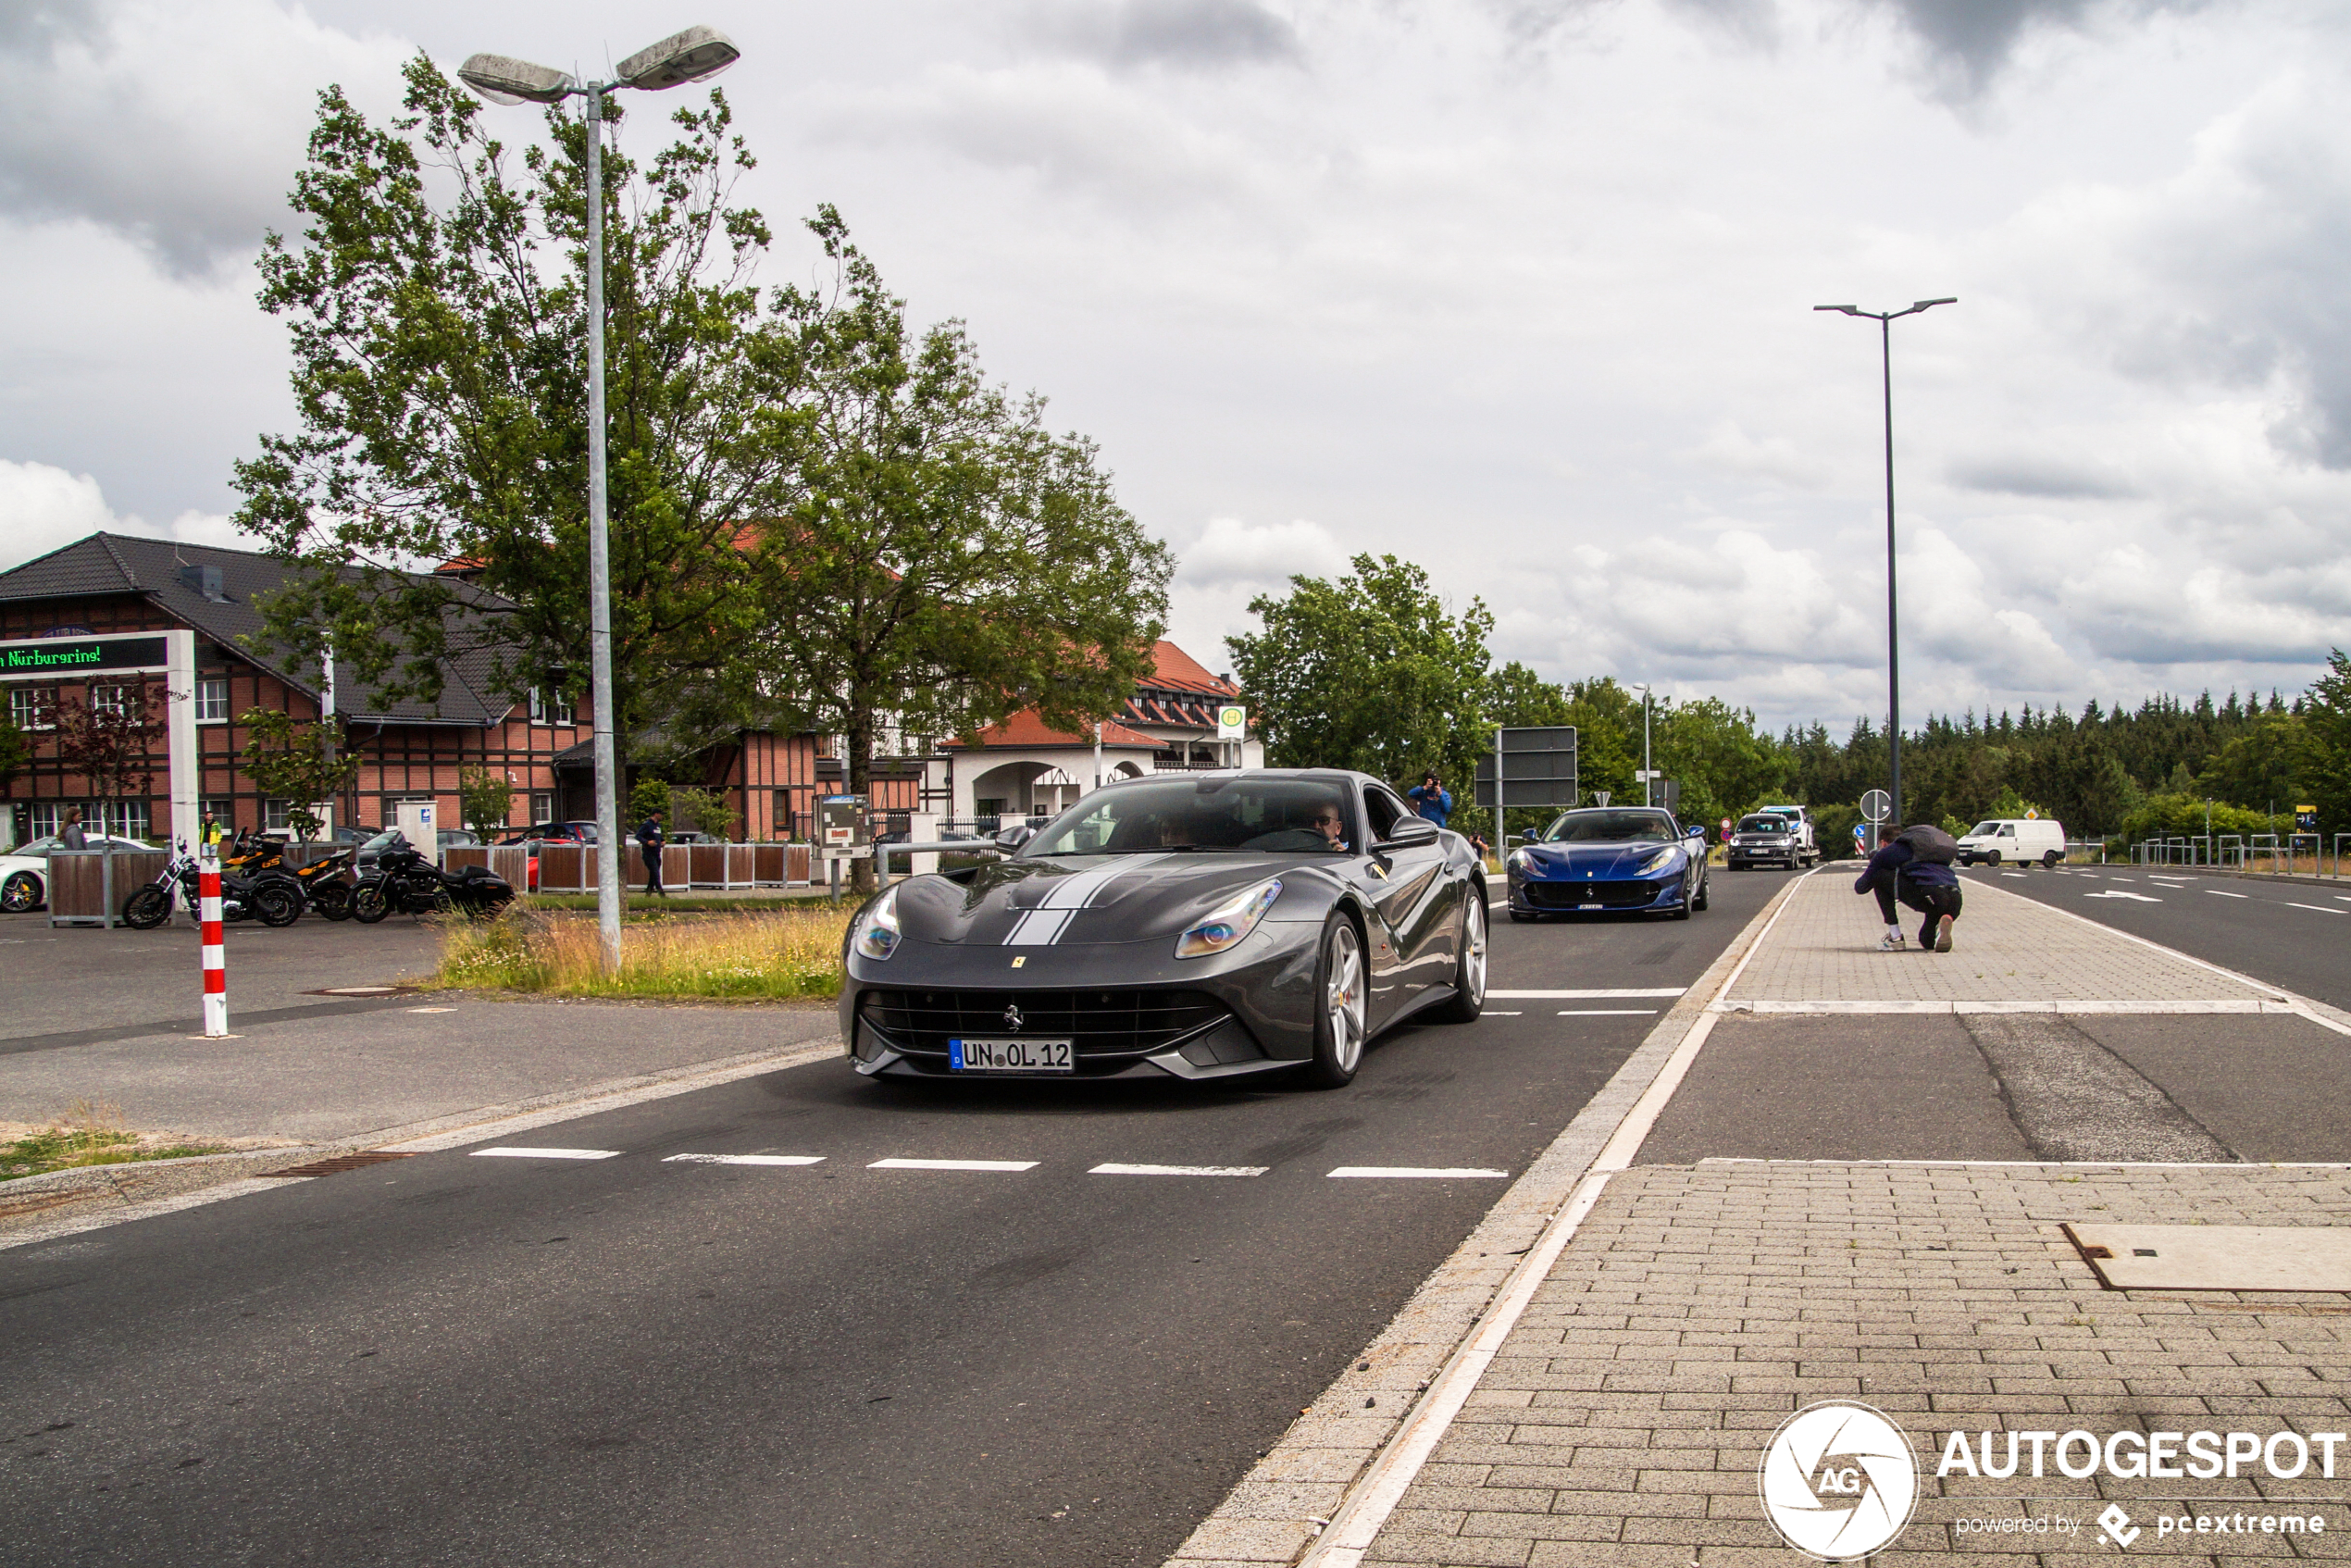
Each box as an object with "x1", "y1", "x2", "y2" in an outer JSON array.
[{"x1": 1307, "y1": 803, "x2": 1350, "y2": 852}]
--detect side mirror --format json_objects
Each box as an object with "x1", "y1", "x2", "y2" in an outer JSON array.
[
  {"x1": 993, "y1": 824, "x2": 1035, "y2": 852},
  {"x1": 1376, "y1": 816, "x2": 1439, "y2": 852},
  {"x1": 1521, "y1": 828, "x2": 1542, "y2": 845}
]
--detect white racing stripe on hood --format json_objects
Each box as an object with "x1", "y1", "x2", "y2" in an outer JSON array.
[{"x1": 1002, "y1": 854, "x2": 1169, "y2": 945}]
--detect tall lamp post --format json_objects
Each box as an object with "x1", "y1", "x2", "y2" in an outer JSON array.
[
  {"x1": 1631, "y1": 682, "x2": 1653, "y2": 807},
  {"x1": 458, "y1": 26, "x2": 740, "y2": 969},
  {"x1": 1814, "y1": 297, "x2": 1955, "y2": 831}
]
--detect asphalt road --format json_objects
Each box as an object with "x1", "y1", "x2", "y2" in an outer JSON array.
[
  {"x1": 1968, "y1": 863, "x2": 2351, "y2": 1012},
  {"x1": 0, "y1": 868, "x2": 1785, "y2": 1568}
]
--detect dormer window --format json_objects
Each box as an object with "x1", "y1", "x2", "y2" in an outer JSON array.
[{"x1": 529, "y1": 687, "x2": 576, "y2": 726}]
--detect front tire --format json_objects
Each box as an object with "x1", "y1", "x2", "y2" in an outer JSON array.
[
  {"x1": 121, "y1": 885, "x2": 171, "y2": 929},
  {"x1": 1301, "y1": 915, "x2": 1369, "y2": 1088},
  {"x1": 1985, "y1": 850, "x2": 2002, "y2": 866},
  {"x1": 2042, "y1": 851, "x2": 2059, "y2": 868},
  {"x1": 311, "y1": 880, "x2": 353, "y2": 921},
  {"x1": 2, "y1": 871, "x2": 41, "y2": 913},
  {"x1": 254, "y1": 882, "x2": 303, "y2": 927},
  {"x1": 350, "y1": 881, "x2": 391, "y2": 924},
  {"x1": 1431, "y1": 890, "x2": 1486, "y2": 1024},
  {"x1": 1693, "y1": 871, "x2": 1710, "y2": 912}
]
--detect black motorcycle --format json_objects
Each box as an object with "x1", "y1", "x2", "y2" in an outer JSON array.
[
  {"x1": 122, "y1": 843, "x2": 304, "y2": 929},
  {"x1": 350, "y1": 835, "x2": 516, "y2": 923},
  {"x1": 225, "y1": 832, "x2": 358, "y2": 920}
]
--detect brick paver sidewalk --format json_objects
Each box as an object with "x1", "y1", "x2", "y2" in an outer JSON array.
[
  {"x1": 1722, "y1": 873, "x2": 2287, "y2": 1008},
  {"x1": 1355, "y1": 1162, "x2": 2351, "y2": 1566}
]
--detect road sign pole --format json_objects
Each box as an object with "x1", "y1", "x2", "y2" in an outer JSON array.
[
  {"x1": 198, "y1": 842, "x2": 228, "y2": 1039},
  {"x1": 1494, "y1": 726, "x2": 1505, "y2": 863}
]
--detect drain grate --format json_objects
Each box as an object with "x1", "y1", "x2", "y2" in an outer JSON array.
[
  {"x1": 271, "y1": 1151, "x2": 415, "y2": 1178},
  {"x1": 306, "y1": 986, "x2": 417, "y2": 998}
]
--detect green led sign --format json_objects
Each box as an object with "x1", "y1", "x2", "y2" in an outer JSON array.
[{"x1": 0, "y1": 636, "x2": 169, "y2": 675}]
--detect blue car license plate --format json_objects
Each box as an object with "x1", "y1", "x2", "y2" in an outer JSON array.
[{"x1": 950, "y1": 1038, "x2": 1074, "y2": 1073}]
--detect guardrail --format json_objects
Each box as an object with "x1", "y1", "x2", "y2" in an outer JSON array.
[{"x1": 2130, "y1": 829, "x2": 2343, "y2": 877}]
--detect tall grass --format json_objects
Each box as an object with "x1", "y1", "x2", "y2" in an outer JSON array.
[
  {"x1": 2, "y1": 1099, "x2": 228, "y2": 1181},
  {"x1": 437, "y1": 908, "x2": 853, "y2": 1000}
]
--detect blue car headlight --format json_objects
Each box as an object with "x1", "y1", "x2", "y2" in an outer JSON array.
[
  {"x1": 852, "y1": 888, "x2": 902, "y2": 960},
  {"x1": 1175, "y1": 877, "x2": 1282, "y2": 960},
  {"x1": 1636, "y1": 846, "x2": 1683, "y2": 877},
  {"x1": 1507, "y1": 848, "x2": 1534, "y2": 874}
]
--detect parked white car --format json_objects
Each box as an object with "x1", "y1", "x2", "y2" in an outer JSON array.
[
  {"x1": 1957, "y1": 818, "x2": 2067, "y2": 868},
  {"x1": 0, "y1": 834, "x2": 154, "y2": 913}
]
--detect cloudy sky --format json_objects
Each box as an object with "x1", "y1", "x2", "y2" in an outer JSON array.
[{"x1": 4, "y1": 0, "x2": 2347, "y2": 732}]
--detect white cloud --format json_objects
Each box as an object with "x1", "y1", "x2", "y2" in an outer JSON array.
[{"x1": 0, "y1": 459, "x2": 242, "y2": 572}]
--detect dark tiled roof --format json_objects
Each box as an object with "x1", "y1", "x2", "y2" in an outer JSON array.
[{"x1": 0, "y1": 531, "x2": 523, "y2": 727}]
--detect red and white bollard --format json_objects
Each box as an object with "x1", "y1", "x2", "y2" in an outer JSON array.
[{"x1": 199, "y1": 844, "x2": 229, "y2": 1039}]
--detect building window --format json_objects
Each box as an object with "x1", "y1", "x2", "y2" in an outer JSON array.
[
  {"x1": 528, "y1": 687, "x2": 576, "y2": 726},
  {"x1": 30, "y1": 803, "x2": 61, "y2": 839},
  {"x1": 264, "y1": 799, "x2": 293, "y2": 832},
  {"x1": 529, "y1": 791, "x2": 554, "y2": 826},
  {"x1": 9, "y1": 687, "x2": 56, "y2": 729},
  {"x1": 196, "y1": 677, "x2": 230, "y2": 723},
  {"x1": 203, "y1": 799, "x2": 235, "y2": 829},
  {"x1": 89, "y1": 682, "x2": 136, "y2": 719},
  {"x1": 100, "y1": 801, "x2": 152, "y2": 841}
]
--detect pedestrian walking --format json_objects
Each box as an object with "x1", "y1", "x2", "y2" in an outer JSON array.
[
  {"x1": 1406, "y1": 772, "x2": 1453, "y2": 828},
  {"x1": 59, "y1": 807, "x2": 87, "y2": 850},
  {"x1": 1853, "y1": 823, "x2": 1961, "y2": 952},
  {"x1": 637, "y1": 807, "x2": 666, "y2": 898}
]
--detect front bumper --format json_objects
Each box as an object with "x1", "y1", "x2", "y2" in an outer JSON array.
[
  {"x1": 837, "y1": 927, "x2": 1321, "y2": 1081},
  {"x1": 1507, "y1": 868, "x2": 1686, "y2": 914}
]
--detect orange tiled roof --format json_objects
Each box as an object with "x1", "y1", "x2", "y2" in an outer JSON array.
[
  {"x1": 948, "y1": 712, "x2": 1162, "y2": 749},
  {"x1": 1144, "y1": 641, "x2": 1236, "y2": 696}
]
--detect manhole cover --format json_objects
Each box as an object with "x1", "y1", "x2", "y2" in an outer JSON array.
[
  {"x1": 2065, "y1": 1224, "x2": 2351, "y2": 1291},
  {"x1": 272, "y1": 1151, "x2": 415, "y2": 1178}
]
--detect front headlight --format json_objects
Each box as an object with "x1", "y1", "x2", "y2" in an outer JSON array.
[
  {"x1": 852, "y1": 888, "x2": 902, "y2": 960},
  {"x1": 1508, "y1": 848, "x2": 1533, "y2": 873},
  {"x1": 1637, "y1": 846, "x2": 1683, "y2": 877},
  {"x1": 1175, "y1": 877, "x2": 1282, "y2": 960}
]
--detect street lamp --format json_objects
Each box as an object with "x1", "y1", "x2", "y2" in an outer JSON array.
[
  {"x1": 458, "y1": 26, "x2": 740, "y2": 970},
  {"x1": 1631, "y1": 682, "x2": 1653, "y2": 807},
  {"x1": 1814, "y1": 297, "x2": 1955, "y2": 832}
]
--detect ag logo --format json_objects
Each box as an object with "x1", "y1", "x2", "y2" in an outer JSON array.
[{"x1": 1757, "y1": 1400, "x2": 1919, "y2": 1560}]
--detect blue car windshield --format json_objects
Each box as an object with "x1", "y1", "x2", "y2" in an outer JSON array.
[
  {"x1": 1542, "y1": 810, "x2": 1676, "y2": 844},
  {"x1": 1023, "y1": 778, "x2": 1354, "y2": 856}
]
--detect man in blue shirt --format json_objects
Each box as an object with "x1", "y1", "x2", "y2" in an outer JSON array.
[
  {"x1": 1407, "y1": 773, "x2": 1452, "y2": 829},
  {"x1": 1854, "y1": 828, "x2": 1961, "y2": 952}
]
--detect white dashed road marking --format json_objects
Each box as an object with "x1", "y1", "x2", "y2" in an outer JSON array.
[
  {"x1": 470, "y1": 1146, "x2": 620, "y2": 1160},
  {"x1": 1556, "y1": 1009, "x2": 1659, "y2": 1016},
  {"x1": 2208, "y1": 890, "x2": 2249, "y2": 899},
  {"x1": 1486, "y1": 988, "x2": 1686, "y2": 999},
  {"x1": 867, "y1": 1158, "x2": 1038, "y2": 1172},
  {"x1": 1327, "y1": 1166, "x2": 1510, "y2": 1179},
  {"x1": 1088, "y1": 1164, "x2": 1268, "y2": 1177},
  {"x1": 664, "y1": 1153, "x2": 826, "y2": 1166},
  {"x1": 2287, "y1": 902, "x2": 2347, "y2": 915},
  {"x1": 1482, "y1": 1011, "x2": 1524, "y2": 1016},
  {"x1": 2084, "y1": 890, "x2": 2162, "y2": 902}
]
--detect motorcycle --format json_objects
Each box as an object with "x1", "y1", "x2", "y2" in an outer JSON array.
[
  {"x1": 225, "y1": 831, "x2": 358, "y2": 920},
  {"x1": 350, "y1": 834, "x2": 516, "y2": 923},
  {"x1": 121, "y1": 842, "x2": 304, "y2": 930}
]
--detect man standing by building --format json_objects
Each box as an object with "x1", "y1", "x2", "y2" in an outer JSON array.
[{"x1": 637, "y1": 807, "x2": 666, "y2": 899}]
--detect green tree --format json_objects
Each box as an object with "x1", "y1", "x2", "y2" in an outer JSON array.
[
  {"x1": 238, "y1": 711, "x2": 361, "y2": 843},
  {"x1": 2302, "y1": 649, "x2": 2351, "y2": 835},
  {"x1": 1653, "y1": 696, "x2": 1785, "y2": 831},
  {"x1": 52, "y1": 682, "x2": 166, "y2": 832},
  {"x1": 1226, "y1": 554, "x2": 1494, "y2": 810},
  {"x1": 456, "y1": 765, "x2": 515, "y2": 838},
  {"x1": 0, "y1": 712, "x2": 30, "y2": 797},
  {"x1": 234, "y1": 56, "x2": 801, "y2": 749},
  {"x1": 667, "y1": 785, "x2": 740, "y2": 841},
  {"x1": 628, "y1": 777, "x2": 674, "y2": 826},
  {"x1": 742, "y1": 211, "x2": 1171, "y2": 890}
]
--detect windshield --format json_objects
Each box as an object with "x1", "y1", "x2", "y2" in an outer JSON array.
[
  {"x1": 1541, "y1": 809, "x2": 1677, "y2": 844},
  {"x1": 1736, "y1": 816, "x2": 1786, "y2": 833},
  {"x1": 362, "y1": 830, "x2": 404, "y2": 852},
  {"x1": 1023, "y1": 777, "x2": 1354, "y2": 856}
]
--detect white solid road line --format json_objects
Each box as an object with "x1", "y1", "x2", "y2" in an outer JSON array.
[
  {"x1": 1487, "y1": 988, "x2": 1686, "y2": 998},
  {"x1": 1326, "y1": 1166, "x2": 1510, "y2": 1179},
  {"x1": 1088, "y1": 1163, "x2": 1268, "y2": 1177},
  {"x1": 1482, "y1": 1010, "x2": 1524, "y2": 1015},
  {"x1": 470, "y1": 1146, "x2": 620, "y2": 1160},
  {"x1": 2208, "y1": 890, "x2": 2249, "y2": 898},
  {"x1": 866, "y1": 1157, "x2": 1038, "y2": 1172},
  {"x1": 1556, "y1": 1009, "x2": 1659, "y2": 1015},
  {"x1": 2287, "y1": 902, "x2": 2348, "y2": 915},
  {"x1": 663, "y1": 1153, "x2": 826, "y2": 1166}
]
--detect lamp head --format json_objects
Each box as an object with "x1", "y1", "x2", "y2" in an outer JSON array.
[
  {"x1": 457, "y1": 53, "x2": 578, "y2": 105},
  {"x1": 616, "y1": 25, "x2": 740, "y2": 91},
  {"x1": 1813, "y1": 305, "x2": 1860, "y2": 316},
  {"x1": 1912, "y1": 297, "x2": 1959, "y2": 310}
]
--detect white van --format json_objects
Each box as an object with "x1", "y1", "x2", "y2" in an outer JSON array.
[{"x1": 1957, "y1": 818, "x2": 2067, "y2": 868}]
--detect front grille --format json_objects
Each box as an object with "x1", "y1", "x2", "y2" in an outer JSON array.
[
  {"x1": 1524, "y1": 879, "x2": 1662, "y2": 910},
  {"x1": 859, "y1": 989, "x2": 1231, "y2": 1063}
]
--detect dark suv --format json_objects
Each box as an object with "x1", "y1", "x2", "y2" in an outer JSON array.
[{"x1": 1726, "y1": 814, "x2": 1801, "y2": 869}]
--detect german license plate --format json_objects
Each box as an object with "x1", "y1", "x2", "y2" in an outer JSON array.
[
  {"x1": 950, "y1": 1038, "x2": 1074, "y2": 1073},
  {"x1": 1579, "y1": 902, "x2": 1603, "y2": 911}
]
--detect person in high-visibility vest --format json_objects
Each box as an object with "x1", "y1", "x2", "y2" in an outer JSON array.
[{"x1": 198, "y1": 808, "x2": 226, "y2": 852}]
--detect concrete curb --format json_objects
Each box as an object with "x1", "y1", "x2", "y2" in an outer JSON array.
[
  {"x1": 0, "y1": 1145, "x2": 335, "y2": 1245},
  {"x1": 1159, "y1": 872, "x2": 1812, "y2": 1568}
]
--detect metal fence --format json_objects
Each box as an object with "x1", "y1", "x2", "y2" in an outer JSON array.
[
  {"x1": 477, "y1": 841, "x2": 818, "y2": 894},
  {"x1": 2133, "y1": 830, "x2": 2342, "y2": 877}
]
